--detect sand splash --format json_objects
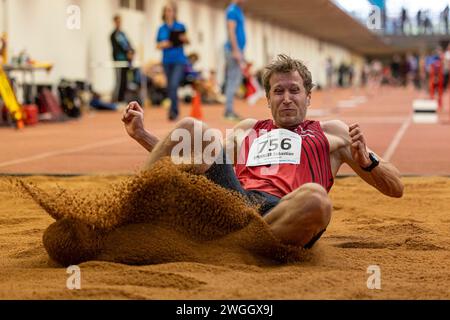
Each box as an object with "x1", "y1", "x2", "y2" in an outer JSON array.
[{"x1": 14, "y1": 158, "x2": 304, "y2": 267}]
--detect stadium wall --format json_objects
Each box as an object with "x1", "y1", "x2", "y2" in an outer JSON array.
[{"x1": 1, "y1": 0, "x2": 364, "y2": 94}]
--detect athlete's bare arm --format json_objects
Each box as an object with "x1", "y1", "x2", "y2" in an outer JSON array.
[
  {"x1": 122, "y1": 102, "x2": 159, "y2": 152},
  {"x1": 225, "y1": 118, "x2": 258, "y2": 164},
  {"x1": 321, "y1": 120, "x2": 404, "y2": 198},
  {"x1": 122, "y1": 100, "x2": 258, "y2": 165}
]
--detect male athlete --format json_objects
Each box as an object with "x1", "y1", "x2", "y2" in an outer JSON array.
[{"x1": 122, "y1": 54, "x2": 403, "y2": 249}]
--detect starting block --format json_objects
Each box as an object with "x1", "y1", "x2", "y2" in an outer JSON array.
[{"x1": 412, "y1": 99, "x2": 438, "y2": 124}]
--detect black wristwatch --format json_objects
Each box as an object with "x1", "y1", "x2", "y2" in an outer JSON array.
[{"x1": 361, "y1": 152, "x2": 380, "y2": 172}]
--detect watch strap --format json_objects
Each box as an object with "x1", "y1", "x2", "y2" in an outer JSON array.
[{"x1": 361, "y1": 153, "x2": 379, "y2": 172}]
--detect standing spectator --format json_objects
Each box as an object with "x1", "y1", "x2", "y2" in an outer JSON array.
[
  {"x1": 368, "y1": 60, "x2": 383, "y2": 96},
  {"x1": 443, "y1": 5, "x2": 449, "y2": 34},
  {"x1": 157, "y1": 2, "x2": 189, "y2": 121},
  {"x1": 325, "y1": 57, "x2": 334, "y2": 89},
  {"x1": 390, "y1": 55, "x2": 401, "y2": 86},
  {"x1": 425, "y1": 49, "x2": 440, "y2": 72},
  {"x1": 406, "y1": 53, "x2": 418, "y2": 88},
  {"x1": 361, "y1": 61, "x2": 371, "y2": 88},
  {"x1": 399, "y1": 55, "x2": 410, "y2": 87},
  {"x1": 347, "y1": 63, "x2": 354, "y2": 87},
  {"x1": 423, "y1": 11, "x2": 433, "y2": 35},
  {"x1": 418, "y1": 54, "x2": 427, "y2": 90},
  {"x1": 224, "y1": 0, "x2": 246, "y2": 121},
  {"x1": 400, "y1": 7, "x2": 410, "y2": 34},
  {"x1": 425, "y1": 48, "x2": 442, "y2": 91},
  {"x1": 444, "y1": 44, "x2": 450, "y2": 89},
  {"x1": 337, "y1": 62, "x2": 346, "y2": 87},
  {"x1": 416, "y1": 10, "x2": 423, "y2": 34},
  {"x1": 110, "y1": 15, "x2": 134, "y2": 103}
]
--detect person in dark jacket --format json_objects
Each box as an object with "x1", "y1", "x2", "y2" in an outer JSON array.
[{"x1": 111, "y1": 15, "x2": 134, "y2": 103}]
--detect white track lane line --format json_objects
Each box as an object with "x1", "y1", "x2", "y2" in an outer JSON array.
[
  {"x1": 0, "y1": 137, "x2": 128, "y2": 168},
  {"x1": 382, "y1": 114, "x2": 413, "y2": 162},
  {"x1": 0, "y1": 115, "x2": 413, "y2": 168}
]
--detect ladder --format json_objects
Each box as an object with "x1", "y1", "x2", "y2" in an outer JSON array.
[{"x1": 0, "y1": 66, "x2": 24, "y2": 129}]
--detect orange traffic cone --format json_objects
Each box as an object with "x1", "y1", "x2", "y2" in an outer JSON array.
[
  {"x1": 16, "y1": 119, "x2": 24, "y2": 130},
  {"x1": 190, "y1": 88, "x2": 203, "y2": 120}
]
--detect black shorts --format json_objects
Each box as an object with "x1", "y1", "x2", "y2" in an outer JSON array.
[{"x1": 204, "y1": 150, "x2": 280, "y2": 216}]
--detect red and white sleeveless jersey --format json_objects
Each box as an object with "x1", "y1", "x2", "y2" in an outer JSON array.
[{"x1": 234, "y1": 119, "x2": 334, "y2": 198}]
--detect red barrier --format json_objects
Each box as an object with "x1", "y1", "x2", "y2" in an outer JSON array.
[
  {"x1": 429, "y1": 63, "x2": 435, "y2": 99},
  {"x1": 429, "y1": 61, "x2": 444, "y2": 111},
  {"x1": 438, "y1": 62, "x2": 444, "y2": 111}
]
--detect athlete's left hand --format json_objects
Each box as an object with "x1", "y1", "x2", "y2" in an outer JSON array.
[{"x1": 349, "y1": 123, "x2": 371, "y2": 168}]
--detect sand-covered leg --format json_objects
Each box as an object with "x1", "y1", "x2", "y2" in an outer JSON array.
[{"x1": 43, "y1": 218, "x2": 106, "y2": 266}]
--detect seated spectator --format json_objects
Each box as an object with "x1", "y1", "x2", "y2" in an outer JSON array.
[
  {"x1": 142, "y1": 60, "x2": 169, "y2": 106},
  {"x1": 204, "y1": 70, "x2": 225, "y2": 104},
  {"x1": 184, "y1": 53, "x2": 203, "y2": 85}
]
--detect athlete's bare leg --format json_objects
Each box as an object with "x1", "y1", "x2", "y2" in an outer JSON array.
[{"x1": 263, "y1": 183, "x2": 332, "y2": 248}]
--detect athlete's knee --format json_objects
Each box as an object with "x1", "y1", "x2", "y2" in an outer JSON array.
[
  {"x1": 294, "y1": 183, "x2": 331, "y2": 228},
  {"x1": 299, "y1": 183, "x2": 328, "y2": 197},
  {"x1": 294, "y1": 182, "x2": 328, "y2": 203}
]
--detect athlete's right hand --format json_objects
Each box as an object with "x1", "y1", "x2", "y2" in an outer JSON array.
[{"x1": 122, "y1": 101, "x2": 145, "y2": 139}]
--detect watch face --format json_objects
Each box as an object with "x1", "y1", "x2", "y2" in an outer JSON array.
[{"x1": 370, "y1": 152, "x2": 378, "y2": 162}]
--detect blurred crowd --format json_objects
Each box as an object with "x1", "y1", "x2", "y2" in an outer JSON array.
[
  {"x1": 384, "y1": 5, "x2": 450, "y2": 35},
  {"x1": 324, "y1": 43, "x2": 450, "y2": 95}
]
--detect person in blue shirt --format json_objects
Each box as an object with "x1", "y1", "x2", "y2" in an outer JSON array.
[
  {"x1": 110, "y1": 15, "x2": 134, "y2": 102},
  {"x1": 224, "y1": 0, "x2": 246, "y2": 121},
  {"x1": 157, "y1": 2, "x2": 189, "y2": 121}
]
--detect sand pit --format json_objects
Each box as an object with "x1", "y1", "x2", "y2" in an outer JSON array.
[{"x1": 0, "y1": 167, "x2": 449, "y2": 299}]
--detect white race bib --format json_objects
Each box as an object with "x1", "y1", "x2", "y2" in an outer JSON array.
[{"x1": 246, "y1": 129, "x2": 302, "y2": 167}]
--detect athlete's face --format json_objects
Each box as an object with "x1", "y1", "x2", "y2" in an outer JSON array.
[{"x1": 268, "y1": 71, "x2": 311, "y2": 129}]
